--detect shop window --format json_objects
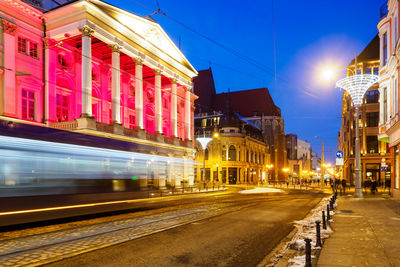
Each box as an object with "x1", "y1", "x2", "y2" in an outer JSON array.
[
  {"x1": 56, "y1": 94, "x2": 69, "y2": 122},
  {"x1": 22, "y1": 89, "x2": 35, "y2": 120}
]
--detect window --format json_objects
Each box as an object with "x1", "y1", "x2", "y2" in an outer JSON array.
[
  {"x1": 22, "y1": 89, "x2": 35, "y2": 120},
  {"x1": 383, "y1": 87, "x2": 388, "y2": 122},
  {"x1": 18, "y1": 37, "x2": 39, "y2": 59},
  {"x1": 29, "y1": 42, "x2": 38, "y2": 59},
  {"x1": 18, "y1": 37, "x2": 27, "y2": 54},
  {"x1": 373, "y1": 67, "x2": 379, "y2": 75},
  {"x1": 366, "y1": 112, "x2": 379, "y2": 127},
  {"x1": 366, "y1": 136, "x2": 378, "y2": 154},
  {"x1": 356, "y1": 69, "x2": 361, "y2": 75},
  {"x1": 365, "y1": 68, "x2": 372, "y2": 74},
  {"x1": 56, "y1": 94, "x2": 69, "y2": 122},
  {"x1": 228, "y1": 145, "x2": 236, "y2": 161},
  {"x1": 204, "y1": 148, "x2": 209, "y2": 160},
  {"x1": 383, "y1": 32, "x2": 388, "y2": 65},
  {"x1": 365, "y1": 90, "x2": 379, "y2": 103}
]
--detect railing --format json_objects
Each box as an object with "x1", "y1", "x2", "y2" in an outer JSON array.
[
  {"x1": 380, "y1": 2, "x2": 388, "y2": 19},
  {"x1": 50, "y1": 121, "x2": 78, "y2": 130},
  {"x1": 96, "y1": 121, "x2": 114, "y2": 133}
]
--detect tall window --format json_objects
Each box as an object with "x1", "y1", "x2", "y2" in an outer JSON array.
[
  {"x1": 394, "y1": 78, "x2": 399, "y2": 116},
  {"x1": 383, "y1": 87, "x2": 388, "y2": 123},
  {"x1": 366, "y1": 136, "x2": 378, "y2": 154},
  {"x1": 204, "y1": 148, "x2": 209, "y2": 161},
  {"x1": 383, "y1": 32, "x2": 388, "y2": 65},
  {"x1": 56, "y1": 94, "x2": 69, "y2": 122},
  {"x1": 365, "y1": 90, "x2": 379, "y2": 103},
  {"x1": 373, "y1": 67, "x2": 379, "y2": 75},
  {"x1": 29, "y1": 42, "x2": 38, "y2": 59},
  {"x1": 22, "y1": 89, "x2": 35, "y2": 120},
  {"x1": 18, "y1": 37, "x2": 27, "y2": 54},
  {"x1": 228, "y1": 145, "x2": 236, "y2": 161},
  {"x1": 366, "y1": 112, "x2": 379, "y2": 127}
]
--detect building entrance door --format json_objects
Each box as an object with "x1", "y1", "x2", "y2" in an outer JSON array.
[{"x1": 228, "y1": 168, "x2": 237, "y2": 184}]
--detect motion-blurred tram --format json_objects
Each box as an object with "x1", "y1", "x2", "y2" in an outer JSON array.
[{"x1": 0, "y1": 121, "x2": 196, "y2": 227}]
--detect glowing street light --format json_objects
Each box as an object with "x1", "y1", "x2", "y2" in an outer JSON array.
[{"x1": 196, "y1": 132, "x2": 220, "y2": 182}]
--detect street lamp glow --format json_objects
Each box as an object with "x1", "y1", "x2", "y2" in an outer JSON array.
[{"x1": 321, "y1": 67, "x2": 335, "y2": 81}]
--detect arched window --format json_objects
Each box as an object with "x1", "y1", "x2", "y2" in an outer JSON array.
[
  {"x1": 204, "y1": 148, "x2": 209, "y2": 160},
  {"x1": 228, "y1": 145, "x2": 236, "y2": 161}
]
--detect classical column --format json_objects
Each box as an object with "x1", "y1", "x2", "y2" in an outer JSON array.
[
  {"x1": 135, "y1": 58, "x2": 144, "y2": 129},
  {"x1": 185, "y1": 87, "x2": 191, "y2": 140},
  {"x1": 110, "y1": 44, "x2": 121, "y2": 124},
  {"x1": 171, "y1": 79, "x2": 178, "y2": 137},
  {"x1": 155, "y1": 69, "x2": 162, "y2": 133},
  {"x1": 80, "y1": 25, "x2": 94, "y2": 117}
]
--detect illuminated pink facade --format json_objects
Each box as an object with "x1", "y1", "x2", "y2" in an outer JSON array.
[
  {"x1": 0, "y1": 0, "x2": 196, "y2": 139},
  {"x1": 1, "y1": 0, "x2": 198, "y2": 187}
]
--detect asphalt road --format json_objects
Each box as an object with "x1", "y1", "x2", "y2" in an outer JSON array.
[{"x1": 44, "y1": 190, "x2": 324, "y2": 267}]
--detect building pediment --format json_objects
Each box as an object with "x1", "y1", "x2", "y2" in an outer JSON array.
[{"x1": 89, "y1": 0, "x2": 196, "y2": 77}]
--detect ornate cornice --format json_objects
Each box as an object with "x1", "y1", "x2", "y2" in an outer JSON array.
[{"x1": 2, "y1": 19, "x2": 17, "y2": 35}]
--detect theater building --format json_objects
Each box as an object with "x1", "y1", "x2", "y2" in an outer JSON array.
[{"x1": 0, "y1": 0, "x2": 198, "y2": 189}]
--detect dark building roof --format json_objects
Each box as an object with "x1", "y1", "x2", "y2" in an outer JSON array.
[
  {"x1": 349, "y1": 34, "x2": 379, "y2": 65},
  {"x1": 193, "y1": 67, "x2": 216, "y2": 113},
  {"x1": 212, "y1": 88, "x2": 281, "y2": 117}
]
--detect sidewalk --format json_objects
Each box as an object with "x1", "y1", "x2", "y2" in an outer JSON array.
[{"x1": 317, "y1": 192, "x2": 400, "y2": 266}]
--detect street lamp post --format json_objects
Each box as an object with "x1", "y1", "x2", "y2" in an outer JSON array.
[{"x1": 335, "y1": 63, "x2": 379, "y2": 198}]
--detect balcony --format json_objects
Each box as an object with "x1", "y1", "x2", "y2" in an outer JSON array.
[{"x1": 50, "y1": 117, "x2": 192, "y2": 148}]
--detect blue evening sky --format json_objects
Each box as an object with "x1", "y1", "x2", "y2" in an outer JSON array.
[{"x1": 113, "y1": 0, "x2": 384, "y2": 163}]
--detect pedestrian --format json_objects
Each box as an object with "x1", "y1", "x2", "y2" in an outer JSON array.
[
  {"x1": 371, "y1": 178, "x2": 377, "y2": 194},
  {"x1": 342, "y1": 179, "x2": 346, "y2": 194}
]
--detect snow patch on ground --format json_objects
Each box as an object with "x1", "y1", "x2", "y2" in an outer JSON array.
[
  {"x1": 266, "y1": 195, "x2": 338, "y2": 267},
  {"x1": 239, "y1": 187, "x2": 284, "y2": 194}
]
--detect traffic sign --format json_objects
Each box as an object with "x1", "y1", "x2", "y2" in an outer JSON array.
[
  {"x1": 336, "y1": 151, "x2": 344, "y2": 158},
  {"x1": 336, "y1": 158, "x2": 344, "y2": 166}
]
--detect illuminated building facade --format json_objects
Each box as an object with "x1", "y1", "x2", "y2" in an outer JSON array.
[
  {"x1": 378, "y1": 0, "x2": 400, "y2": 196},
  {"x1": 194, "y1": 111, "x2": 270, "y2": 185},
  {"x1": 0, "y1": 0, "x2": 198, "y2": 191},
  {"x1": 193, "y1": 68, "x2": 286, "y2": 182},
  {"x1": 339, "y1": 34, "x2": 391, "y2": 186}
]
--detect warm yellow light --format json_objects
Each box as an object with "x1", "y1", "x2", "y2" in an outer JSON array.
[
  {"x1": 213, "y1": 132, "x2": 220, "y2": 138},
  {"x1": 283, "y1": 168, "x2": 289, "y2": 172},
  {"x1": 216, "y1": 163, "x2": 219, "y2": 167}
]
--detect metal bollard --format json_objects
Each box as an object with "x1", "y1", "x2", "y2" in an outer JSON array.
[
  {"x1": 327, "y1": 205, "x2": 330, "y2": 221},
  {"x1": 305, "y1": 238, "x2": 312, "y2": 267},
  {"x1": 316, "y1": 221, "x2": 322, "y2": 247},
  {"x1": 322, "y1": 211, "x2": 327, "y2": 230}
]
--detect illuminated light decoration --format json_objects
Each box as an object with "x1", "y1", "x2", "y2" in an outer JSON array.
[
  {"x1": 336, "y1": 74, "x2": 379, "y2": 106},
  {"x1": 196, "y1": 137, "x2": 212, "y2": 150}
]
